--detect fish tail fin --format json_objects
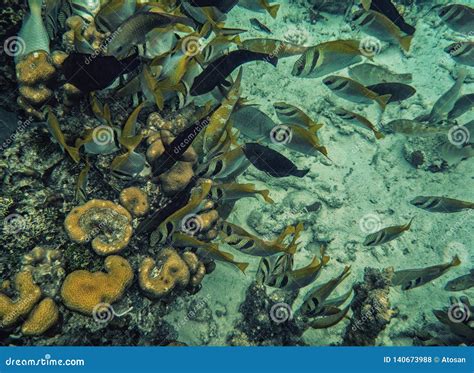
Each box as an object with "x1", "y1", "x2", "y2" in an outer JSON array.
[
  {"x1": 405, "y1": 217, "x2": 415, "y2": 231},
  {"x1": 260, "y1": 189, "x2": 274, "y2": 204},
  {"x1": 267, "y1": 3, "x2": 280, "y2": 18},
  {"x1": 361, "y1": 0, "x2": 372, "y2": 11},
  {"x1": 374, "y1": 130, "x2": 385, "y2": 140},
  {"x1": 318, "y1": 146, "x2": 329, "y2": 158},
  {"x1": 276, "y1": 225, "x2": 295, "y2": 244},
  {"x1": 66, "y1": 145, "x2": 81, "y2": 163},
  {"x1": 451, "y1": 255, "x2": 461, "y2": 267},
  {"x1": 296, "y1": 168, "x2": 310, "y2": 177},
  {"x1": 400, "y1": 34, "x2": 413, "y2": 52},
  {"x1": 284, "y1": 222, "x2": 304, "y2": 255},
  {"x1": 309, "y1": 122, "x2": 324, "y2": 133},
  {"x1": 237, "y1": 261, "x2": 249, "y2": 273},
  {"x1": 28, "y1": 0, "x2": 43, "y2": 15},
  {"x1": 377, "y1": 94, "x2": 392, "y2": 110}
]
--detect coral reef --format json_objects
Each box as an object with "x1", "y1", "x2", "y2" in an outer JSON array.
[
  {"x1": 21, "y1": 297, "x2": 59, "y2": 336},
  {"x1": 64, "y1": 199, "x2": 133, "y2": 256},
  {"x1": 0, "y1": 271, "x2": 41, "y2": 329},
  {"x1": 139, "y1": 248, "x2": 206, "y2": 299},
  {"x1": 16, "y1": 51, "x2": 56, "y2": 119},
  {"x1": 60, "y1": 255, "x2": 133, "y2": 315},
  {"x1": 227, "y1": 283, "x2": 305, "y2": 346},
  {"x1": 146, "y1": 130, "x2": 197, "y2": 195},
  {"x1": 119, "y1": 187, "x2": 149, "y2": 217},
  {"x1": 21, "y1": 246, "x2": 65, "y2": 298},
  {"x1": 343, "y1": 268, "x2": 395, "y2": 346}
]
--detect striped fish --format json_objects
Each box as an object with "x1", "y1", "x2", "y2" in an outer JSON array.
[
  {"x1": 273, "y1": 102, "x2": 323, "y2": 132},
  {"x1": 363, "y1": 218, "x2": 413, "y2": 247},
  {"x1": 70, "y1": 0, "x2": 101, "y2": 23},
  {"x1": 256, "y1": 253, "x2": 294, "y2": 285},
  {"x1": 439, "y1": 4, "x2": 474, "y2": 34},
  {"x1": 410, "y1": 196, "x2": 474, "y2": 213},
  {"x1": 220, "y1": 222, "x2": 302, "y2": 257},
  {"x1": 45, "y1": 0, "x2": 72, "y2": 39}
]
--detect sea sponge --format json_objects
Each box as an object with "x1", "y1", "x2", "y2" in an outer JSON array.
[
  {"x1": 0, "y1": 271, "x2": 41, "y2": 328},
  {"x1": 147, "y1": 130, "x2": 197, "y2": 195},
  {"x1": 21, "y1": 247, "x2": 65, "y2": 298},
  {"x1": 139, "y1": 248, "x2": 190, "y2": 298},
  {"x1": 159, "y1": 161, "x2": 195, "y2": 195},
  {"x1": 119, "y1": 187, "x2": 149, "y2": 217},
  {"x1": 21, "y1": 298, "x2": 59, "y2": 336},
  {"x1": 182, "y1": 252, "x2": 206, "y2": 288},
  {"x1": 60, "y1": 255, "x2": 133, "y2": 315},
  {"x1": 16, "y1": 51, "x2": 55, "y2": 86},
  {"x1": 64, "y1": 199, "x2": 133, "y2": 255}
]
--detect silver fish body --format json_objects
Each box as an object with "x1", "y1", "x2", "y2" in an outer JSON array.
[
  {"x1": 69, "y1": 0, "x2": 101, "y2": 22},
  {"x1": 426, "y1": 70, "x2": 467, "y2": 124},
  {"x1": 17, "y1": 0, "x2": 50, "y2": 62},
  {"x1": 410, "y1": 196, "x2": 474, "y2": 213},
  {"x1": 230, "y1": 106, "x2": 276, "y2": 142},
  {"x1": 445, "y1": 42, "x2": 474, "y2": 67},
  {"x1": 448, "y1": 93, "x2": 474, "y2": 120},
  {"x1": 348, "y1": 63, "x2": 412, "y2": 85},
  {"x1": 107, "y1": 12, "x2": 195, "y2": 57},
  {"x1": 292, "y1": 41, "x2": 363, "y2": 78},
  {"x1": 439, "y1": 4, "x2": 474, "y2": 34},
  {"x1": 445, "y1": 270, "x2": 474, "y2": 292}
]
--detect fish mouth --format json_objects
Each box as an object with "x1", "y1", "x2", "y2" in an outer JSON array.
[
  {"x1": 322, "y1": 77, "x2": 334, "y2": 86},
  {"x1": 438, "y1": 5, "x2": 452, "y2": 19}
]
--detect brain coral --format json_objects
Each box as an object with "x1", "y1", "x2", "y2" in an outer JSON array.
[
  {"x1": 139, "y1": 248, "x2": 191, "y2": 298},
  {"x1": 64, "y1": 199, "x2": 133, "y2": 255},
  {"x1": 21, "y1": 297, "x2": 59, "y2": 336},
  {"x1": 60, "y1": 255, "x2": 133, "y2": 315},
  {"x1": 0, "y1": 271, "x2": 41, "y2": 328},
  {"x1": 119, "y1": 187, "x2": 149, "y2": 217}
]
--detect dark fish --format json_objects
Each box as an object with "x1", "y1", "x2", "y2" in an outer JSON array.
[
  {"x1": 362, "y1": 0, "x2": 416, "y2": 35},
  {"x1": 62, "y1": 52, "x2": 140, "y2": 93},
  {"x1": 151, "y1": 106, "x2": 219, "y2": 177},
  {"x1": 187, "y1": 0, "x2": 239, "y2": 13},
  {"x1": 190, "y1": 50, "x2": 278, "y2": 96},
  {"x1": 448, "y1": 93, "x2": 474, "y2": 120},
  {"x1": 242, "y1": 143, "x2": 309, "y2": 178},
  {"x1": 250, "y1": 18, "x2": 272, "y2": 34},
  {"x1": 445, "y1": 270, "x2": 474, "y2": 292},
  {"x1": 366, "y1": 82, "x2": 416, "y2": 103}
]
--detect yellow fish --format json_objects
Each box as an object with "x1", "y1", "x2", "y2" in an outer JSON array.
[
  {"x1": 209, "y1": 183, "x2": 274, "y2": 204},
  {"x1": 220, "y1": 222, "x2": 303, "y2": 257},
  {"x1": 172, "y1": 232, "x2": 249, "y2": 273},
  {"x1": 46, "y1": 109, "x2": 80, "y2": 163},
  {"x1": 274, "y1": 102, "x2": 324, "y2": 132},
  {"x1": 334, "y1": 107, "x2": 384, "y2": 139}
]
